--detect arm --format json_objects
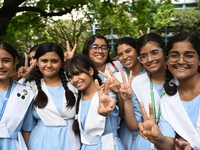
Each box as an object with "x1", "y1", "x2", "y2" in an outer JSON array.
[
  {"x1": 22, "y1": 131, "x2": 31, "y2": 145},
  {"x1": 119, "y1": 70, "x2": 138, "y2": 131},
  {"x1": 139, "y1": 102, "x2": 174, "y2": 150}
]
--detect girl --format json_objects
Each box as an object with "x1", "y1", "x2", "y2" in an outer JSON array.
[
  {"x1": 66, "y1": 54, "x2": 124, "y2": 150},
  {"x1": 114, "y1": 37, "x2": 145, "y2": 149},
  {"x1": 139, "y1": 32, "x2": 200, "y2": 150},
  {"x1": 0, "y1": 41, "x2": 34, "y2": 150},
  {"x1": 82, "y1": 35, "x2": 123, "y2": 82},
  {"x1": 27, "y1": 42, "x2": 80, "y2": 150},
  {"x1": 124, "y1": 33, "x2": 168, "y2": 150}
]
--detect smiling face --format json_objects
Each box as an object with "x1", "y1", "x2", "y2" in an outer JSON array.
[
  {"x1": 166, "y1": 40, "x2": 200, "y2": 80},
  {"x1": 69, "y1": 67, "x2": 94, "y2": 91},
  {"x1": 88, "y1": 38, "x2": 108, "y2": 67},
  {"x1": 0, "y1": 49, "x2": 17, "y2": 82},
  {"x1": 37, "y1": 51, "x2": 63, "y2": 79},
  {"x1": 139, "y1": 42, "x2": 166, "y2": 73},
  {"x1": 117, "y1": 44, "x2": 139, "y2": 70}
]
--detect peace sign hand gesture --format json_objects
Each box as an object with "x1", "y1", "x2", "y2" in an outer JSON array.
[
  {"x1": 119, "y1": 70, "x2": 134, "y2": 101},
  {"x1": 139, "y1": 27, "x2": 150, "y2": 36},
  {"x1": 64, "y1": 41, "x2": 77, "y2": 62},
  {"x1": 98, "y1": 66, "x2": 121, "y2": 93},
  {"x1": 95, "y1": 78, "x2": 116, "y2": 116},
  {"x1": 18, "y1": 55, "x2": 36, "y2": 78},
  {"x1": 139, "y1": 102, "x2": 162, "y2": 143}
]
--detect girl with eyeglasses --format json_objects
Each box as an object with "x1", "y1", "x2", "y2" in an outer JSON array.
[
  {"x1": 66, "y1": 54, "x2": 124, "y2": 150},
  {"x1": 0, "y1": 42, "x2": 34, "y2": 150},
  {"x1": 122, "y1": 33, "x2": 169, "y2": 150},
  {"x1": 138, "y1": 32, "x2": 200, "y2": 149},
  {"x1": 82, "y1": 35, "x2": 123, "y2": 83},
  {"x1": 27, "y1": 42, "x2": 80, "y2": 150}
]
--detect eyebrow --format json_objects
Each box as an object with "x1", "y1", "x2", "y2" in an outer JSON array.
[{"x1": 169, "y1": 50, "x2": 196, "y2": 53}]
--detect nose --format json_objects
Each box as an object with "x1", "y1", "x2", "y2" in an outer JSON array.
[
  {"x1": 0, "y1": 61, "x2": 4, "y2": 68},
  {"x1": 146, "y1": 54, "x2": 154, "y2": 62},
  {"x1": 177, "y1": 56, "x2": 186, "y2": 64},
  {"x1": 123, "y1": 53, "x2": 128, "y2": 60},
  {"x1": 46, "y1": 61, "x2": 52, "y2": 67},
  {"x1": 71, "y1": 75, "x2": 78, "y2": 83}
]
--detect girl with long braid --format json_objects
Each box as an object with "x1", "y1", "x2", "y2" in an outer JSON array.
[
  {"x1": 139, "y1": 32, "x2": 200, "y2": 150},
  {"x1": 27, "y1": 42, "x2": 80, "y2": 150},
  {"x1": 66, "y1": 54, "x2": 124, "y2": 150}
]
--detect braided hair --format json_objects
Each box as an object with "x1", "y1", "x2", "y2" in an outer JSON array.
[{"x1": 33, "y1": 42, "x2": 75, "y2": 108}]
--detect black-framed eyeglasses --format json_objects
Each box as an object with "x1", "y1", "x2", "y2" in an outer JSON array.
[
  {"x1": 90, "y1": 44, "x2": 109, "y2": 53},
  {"x1": 138, "y1": 49, "x2": 163, "y2": 63}
]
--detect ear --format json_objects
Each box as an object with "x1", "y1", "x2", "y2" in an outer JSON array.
[{"x1": 89, "y1": 67, "x2": 94, "y2": 76}]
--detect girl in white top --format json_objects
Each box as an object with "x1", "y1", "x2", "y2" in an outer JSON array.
[{"x1": 139, "y1": 32, "x2": 200, "y2": 150}]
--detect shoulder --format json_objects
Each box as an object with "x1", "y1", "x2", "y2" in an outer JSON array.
[{"x1": 106, "y1": 60, "x2": 123, "y2": 71}]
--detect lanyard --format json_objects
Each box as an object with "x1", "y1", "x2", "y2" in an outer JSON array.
[
  {"x1": 150, "y1": 79, "x2": 165, "y2": 125},
  {"x1": 0, "y1": 82, "x2": 13, "y2": 120}
]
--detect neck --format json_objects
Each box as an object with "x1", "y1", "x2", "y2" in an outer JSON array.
[
  {"x1": 43, "y1": 75, "x2": 62, "y2": 87},
  {"x1": 178, "y1": 73, "x2": 200, "y2": 92},
  {"x1": 0, "y1": 78, "x2": 11, "y2": 91},
  {"x1": 128, "y1": 62, "x2": 143, "y2": 77},
  {"x1": 96, "y1": 63, "x2": 106, "y2": 72},
  {"x1": 82, "y1": 81, "x2": 97, "y2": 101},
  {"x1": 150, "y1": 67, "x2": 166, "y2": 85}
]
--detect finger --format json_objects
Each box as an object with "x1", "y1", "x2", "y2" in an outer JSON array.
[
  {"x1": 18, "y1": 67, "x2": 24, "y2": 77},
  {"x1": 140, "y1": 102, "x2": 149, "y2": 121},
  {"x1": 104, "y1": 78, "x2": 110, "y2": 95},
  {"x1": 149, "y1": 103, "x2": 155, "y2": 121},
  {"x1": 107, "y1": 66, "x2": 114, "y2": 77},
  {"x1": 147, "y1": 27, "x2": 150, "y2": 34},
  {"x1": 120, "y1": 70, "x2": 126, "y2": 84},
  {"x1": 139, "y1": 30, "x2": 144, "y2": 36},
  {"x1": 66, "y1": 41, "x2": 70, "y2": 52},
  {"x1": 98, "y1": 70, "x2": 109, "y2": 79},
  {"x1": 95, "y1": 79, "x2": 103, "y2": 96},
  {"x1": 25, "y1": 55, "x2": 28, "y2": 67},
  {"x1": 128, "y1": 70, "x2": 134, "y2": 84},
  {"x1": 72, "y1": 43, "x2": 77, "y2": 53},
  {"x1": 29, "y1": 59, "x2": 36, "y2": 70}
]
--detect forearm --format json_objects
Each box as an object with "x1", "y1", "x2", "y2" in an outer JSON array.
[
  {"x1": 22, "y1": 131, "x2": 31, "y2": 145},
  {"x1": 116, "y1": 93, "x2": 124, "y2": 117},
  {"x1": 153, "y1": 135, "x2": 174, "y2": 150},
  {"x1": 124, "y1": 99, "x2": 138, "y2": 132}
]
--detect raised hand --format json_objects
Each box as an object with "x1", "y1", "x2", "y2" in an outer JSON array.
[
  {"x1": 98, "y1": 66, "x2": 121, "y2": 93},
  {"x1": 18, "y1": 55, "x2": 36, "y2": 78},
  {"x1": 64, "y1": 41, "x2": 77, "y2": 62},
  {"x1": 95, "y1": 78, "x2": 116, "y2": 116},
  {"x1": 119, "y1": 70, "x2": 134, "y2": 101},
  {"x1": 175, "y1": 138, "x2": 191, "y2": 150},
  {"x1": 139, "y1": 102, "x2": 161, "y2": 143},
  {"x1": 139, "y1": 27, "x2": 150, "y2": 36}
]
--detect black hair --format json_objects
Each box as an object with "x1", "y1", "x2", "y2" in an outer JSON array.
[
  {"x1": 66, "y1": 54, "x2": 102, "y2": 135},
  {"x1": 33, "y1": 42, "x2": 76, "y2": 109},
  {"x1": 164, "y1": 32, "x2": 200, "y2": 96},
  {"x1": 0, "y1": 41, "x2": 19, "y2": 60},
  {"x1": 115, "y1": 37, "x2": 137, "y2": 54},
  {"x1": 136, "y1": 33, "x2": 165, "y2": 56},
  {"x1": 82, "y1": 35, "x2": 112, "y2": 63}
]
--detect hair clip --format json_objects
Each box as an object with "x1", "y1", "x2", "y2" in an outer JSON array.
[{"x1": 74, "y1": 115, "x2": 78, "y2": 120}]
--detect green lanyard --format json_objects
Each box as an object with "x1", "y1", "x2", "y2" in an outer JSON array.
[{"x1": 150, "y1": 79, "x2": 165, "y2": 125}]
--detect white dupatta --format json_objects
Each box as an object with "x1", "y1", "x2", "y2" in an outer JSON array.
[
  {"x1": 79, "y1": 92, "x2": 115, "y2": 150},
  {"x1": 161, "y1": 93, "x2": 200, "y2": 150},
  {"x1": 131, "y1": 72, "x2": 160, "y2": 118},
  {"x1": 0, "y1": 83, "x2": 34, "y2": 150}
]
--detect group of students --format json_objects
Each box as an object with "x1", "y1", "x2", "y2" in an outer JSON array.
[{"x1": 0, "y1": 30, "x2": 199, "y2": 150}]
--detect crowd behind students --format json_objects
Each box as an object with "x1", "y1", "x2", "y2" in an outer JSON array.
[{"x1": 0, "y1": 30, "x2": 199, "y2": 150}]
